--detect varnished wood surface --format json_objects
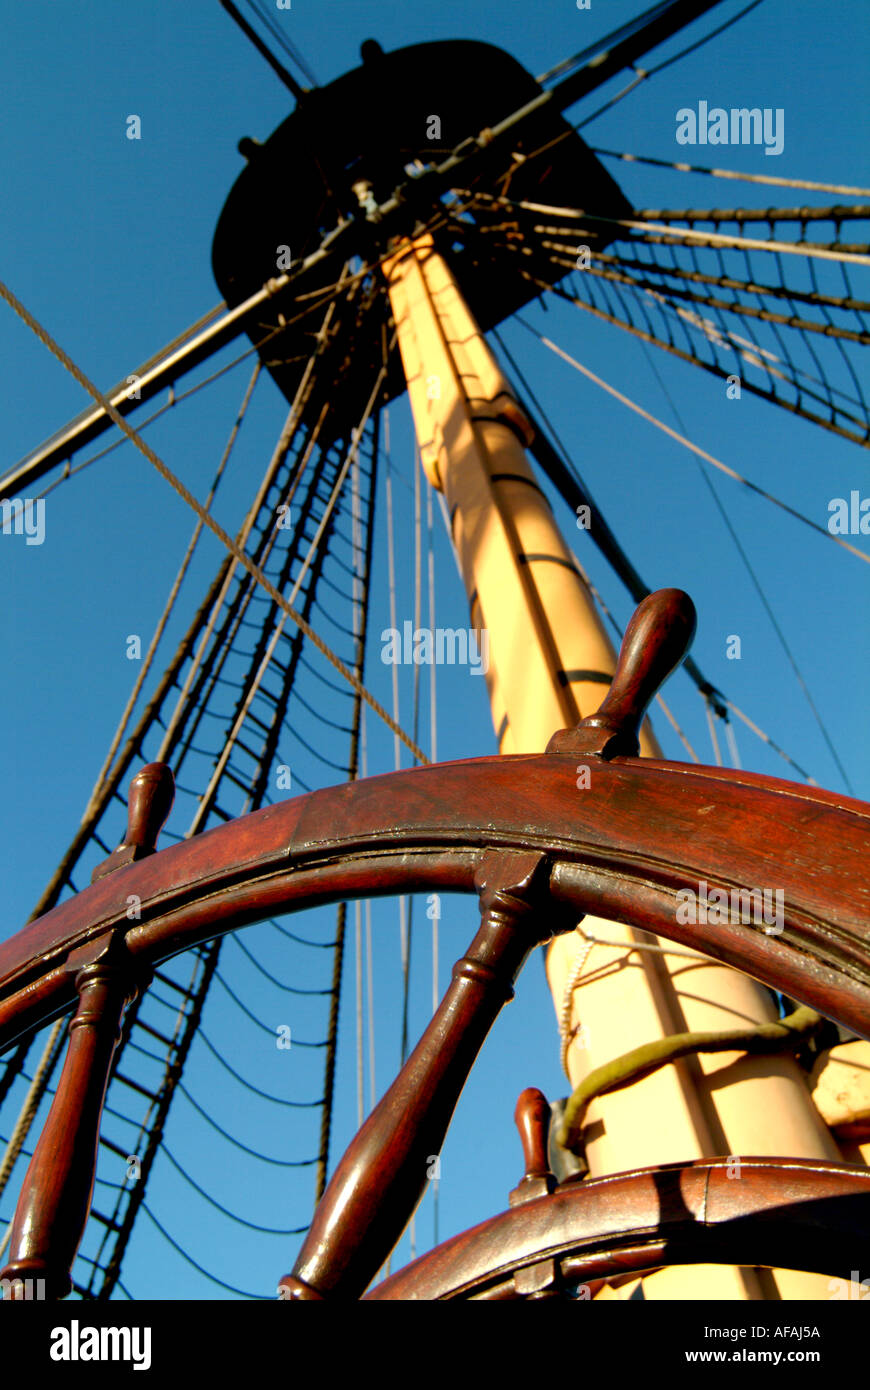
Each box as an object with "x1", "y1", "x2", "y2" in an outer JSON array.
[
  {"x1": 1, "y1": 753, "x2": 868, "y2": 1052},
  {"x1": 281, "y1": 852, "x2": 563, "y2": 1299},
  {"x1": 365, "y1": 1158, "x2": 870, "y2": 1299},
  {"x1": 1, "y1": 589, "x2": 865, "y2": 1301},
  {"x1": 90, "y1": 762, "x2": 174, "y2": 882},
  {"x1": 509, "y1": 1087, "x2": 557, "y2": 1205},
  {"x1": 548, "y1": 588, "x2": 697, "y2": 758},
  {"x1": 0, "y1": 936, "x2": 136, "y2": 1298}
]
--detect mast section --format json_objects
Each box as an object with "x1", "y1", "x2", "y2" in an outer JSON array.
[{"x1": 385, "y1": 232, "x2": 843, "y2": 1300}]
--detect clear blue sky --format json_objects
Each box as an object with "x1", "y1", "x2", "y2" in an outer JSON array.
[{"x1": 0, "y1": 0, "x2": 867, "y2": 1299}]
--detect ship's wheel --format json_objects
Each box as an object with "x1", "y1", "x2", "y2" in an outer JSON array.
[
  {"x1": 1, "y1": 0, "x2": 868, "y2": 1300},
  {"x1": 0, "y1": 588, "x2": 867, "y2": 1299}
]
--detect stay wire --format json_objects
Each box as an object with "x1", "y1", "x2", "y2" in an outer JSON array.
[
  {"x1": 573, "y1": 0, "x2": 765, "y2": 131},
  {"x1": 383, "y1": 410, "x2": 412, "y2": 1071},
  {"x1": 490, "y1": 311, "x2": 846, "y2": 774},
  {"x1": 400, "y1": 438, "x2": 425, "y2": 1069},
  {"x1": 515, "y1": 310, "x2": 870, "y2": 565},
  {"x1": 523, "y1": 313, "x2": 854, "y2": 790},
  {"x1": 317, "y1": 406, "x2": 379, "y2": 1202},
  {"x1": 530, "y1": 2, "x2": 766, "y2": 157},
  {"x1": 246, "y1": 0, "x2": 319, "y2": 88},
  {"x1": 536, "y1": 0, "x2": 677, "y2": 84}
]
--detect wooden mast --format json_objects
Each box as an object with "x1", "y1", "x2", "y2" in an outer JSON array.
[{"x1": 384, "y1": 231, "x2": 851, "y2": 1299}]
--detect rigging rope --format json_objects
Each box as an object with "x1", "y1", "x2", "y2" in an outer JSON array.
[
  {"x1": 537, "y1": 0, "x2": 677, "y2": 84},
  {"x1": 401, "y1": 438, "x2": 426, "y2": 1071},
  {"x1": 165, "y1": 415, "x2": 339, "y2": 799},
  {"x1": 229, "y1": 934, "x2": 332, "y2": 995},
  {"x1": 156, "y1": 297, "x2": 342, "y2": 766},
  {"x1": 87, "y1": 362, "x2": 262, "y2": 813},
  {"x1": 176, "y1": 1082, "x2": 316, "y2": 1166},
  {"x1": 271, "y1": 919, "x2": 337, "y2": 950},
  {"x1": 704, "y1": 695, "x2": 724, "y2": 766},
  {"x1": 568, "y1": 244, "x2": 869, "y2": 314},
  {"x1": 0, "y1": 1016, "x2": 66, "y2": 1250},
  {"x1": 724, "y1": 714, "x2": 742, "y2": 769},
  {"x1": 208, "y1": 971, "x2": 325, "y2": 1047},
  {"x1": 560, "y1": 0, "x2": 767, "y2": 135},
  {"x1": 621, "y1": 219, "x2": 870, "y2": 266},
  {"x1": 361, "y1": 705, "x2": 377, "y2": 1114},
  {"x1": 159, "y1": 1143, "x2": 309, "y2": 1236},
  {"x1": 245, "y1": 0, "x2": 319, "y2": 88},
  {"x1": 194, "y1": 1029, "x2": 322, "y2": 1107},
  {"x1": 722, "y1": 698, "x2": 816, "y2": 783},
  {"x1": 426, "y1": 476, "x2": 440, "y2": 1017},
  {"x1": 184, "y1": 383, "x2": 378, "y2": 836},
  {"x1": 534, "y1": 242, "x2": 870, "y2": 345},
  {"x1": 635, "y1": 205, "x2": 870, "y2": 225},
  {"x1": 633, "y1": 331, "x2": 847, "y2": 785},
  {"x1": 140, "y1": 1202, "x2": 269, "y2": 1300},
  {"x1": 455, "y1": 195, "x2": 870, "y2": 439},
  {"x1": 351, "y1": 449, "x2": 366, "y2": 1133},
  {"x1": 468, "y1": 192, "x2": 870, "y2": 267},
  {"x1": 530, "y1": 264, "x2": 868, "y2": 444},
  {"x1": 383, "y1": 410, "x2": 413, "y2": 1075},
  {"x1": 592, "y1": 148, "x2": 870, "y2": 200},
  {"x1": 30, "y1": 337, "x2": 273, "y2": 503},
  {"x1": 520, "y1": 317, "x2": 855, "y2": 790},
  {"x1": 518, "y1": 318, "x2": 869, "y2": 565},
  {"x1": 317, "y1": 407, "x2": 379, "y2": 1201},
  {"x1": 539, "y1": 0, "x2": 764, "y2": 128},
  {"x1": 0, "y1": 275, "x2": 430, "y2": 766},
  {"x1": 471, "y1": 249, "x2": 867, "y2": 415}
]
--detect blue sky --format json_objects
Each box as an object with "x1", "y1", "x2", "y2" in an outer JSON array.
[{"x1": 0, "y1": 0, "x2": 867, "y2": 1299}]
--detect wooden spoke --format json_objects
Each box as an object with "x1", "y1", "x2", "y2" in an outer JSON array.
[
  {"x1": 0, "y1": 934, "x2": 139, "y2": 1299},
  {"x1": 280, "y1": 851, "x2": 567, "y2": 1299}
]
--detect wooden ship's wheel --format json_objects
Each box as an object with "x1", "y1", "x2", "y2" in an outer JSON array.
[
  {"x1": 1, "y1": 0, "x2": 868, "y2": 1301},
  {"x1": 1, "y1": 590, "x2": 867, "y2": 1299}
]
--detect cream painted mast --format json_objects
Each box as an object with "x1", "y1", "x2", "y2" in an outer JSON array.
[{"x1": 385, "y1": 232, "x2": 847, "y2": 1299}]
